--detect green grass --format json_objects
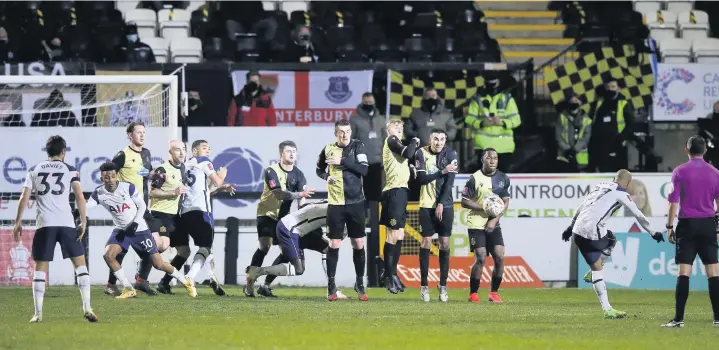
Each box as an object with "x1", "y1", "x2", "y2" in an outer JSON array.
[{"x1": 1, "y1": 286, "x2": 718, "y2": 349}]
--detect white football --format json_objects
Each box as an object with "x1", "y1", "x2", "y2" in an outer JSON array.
[{"x1": 483, "y1": 195, "x2": 505, "y2": 217}]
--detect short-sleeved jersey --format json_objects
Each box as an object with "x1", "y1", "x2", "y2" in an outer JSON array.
[
  {"x1": 180, "y1": 156, "x2": 216, "y2": 214},
  {"x1": 280, "y1": 200, "x2": 328, "y2": 237},
  {"x1": 149, "y1": 160, "x2": 186, "y2": 215},
  {"x1": 382, "y1": 135, "x2": 411, "y2": 192},
  {"x1": 112, "y1": 146, "x2": 153, "y2": 204},
  {"x1": 256, "y1": 163, "x2": 307, "y2": 220},
  {"x1": 462, "y1": 169, "x2": 510, "y2": 229},
  {"x1": 89, "y1": 181, "x2": 149, "y2": 231},
  {"x1": 23, "y1": 160, "x2": 79, "y2": 228},
  {"x1": 316, "y1": 140, "x2": 367, "y2": 205},
  {"x1": 667, "y1": 158, "x2": 719, "y2": 218},
  {"x1": 415, "y1": 146, "x2": 457, "y2": 208}
]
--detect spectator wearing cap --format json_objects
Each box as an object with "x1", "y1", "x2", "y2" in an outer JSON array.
[
  {"x1": 227, "y1": 71, "x2": 276, "y2": 126},
  {"x1": 555, "y1": 93, "x2": 592, "y2": 173},
  {"x1": 116, "y1": 21, "x2": 155, "y2": 63}
]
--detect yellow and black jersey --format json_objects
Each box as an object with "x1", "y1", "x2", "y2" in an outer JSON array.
[
  {"x1": 112, "y1": 146, "x2": 153, "y2": 204},
  {"x1": 462, "y1": 169, "x2": 510, "y2": 229},
  {"x1": 150, "y1": 160, "x2": 186, "y2": 215},
  {"x1": 415, "y1": 146, "x2": 457, "y2": 208},
  {"x1": 382, "y1": 135, "x2": 416, "y2": 192},
  {"x1": 316, "y1": 140, "x2": 368, "y2": 205},
  {"x1": 257, "y1": 163, "x2": 307, "y2": 220}
]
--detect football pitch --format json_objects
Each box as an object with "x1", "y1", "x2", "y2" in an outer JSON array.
[{"x1": 1, "y1": 286, "x2": 718, "y2": 349}]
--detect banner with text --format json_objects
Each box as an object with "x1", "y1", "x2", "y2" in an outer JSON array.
[
  {"x1": 450, "y1": 173, "x2": 671, "y2": 218},
  {"x1": 576, "y1": 217, "x2": 714, "y2": 290},
  {"x1": 653, "y1": 63, "x2": 719, "y2": 122},
  {"x1": 230, "y1": 70, "x2": 373, "y2": 126}
]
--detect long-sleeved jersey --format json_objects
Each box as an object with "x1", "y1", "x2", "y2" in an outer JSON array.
[
  {"x1": 571, "y1": 182, "x2": 657, "y2": 240},
  {"x1": 280, "y1": 200, "x2": 328, "y2": 237}
]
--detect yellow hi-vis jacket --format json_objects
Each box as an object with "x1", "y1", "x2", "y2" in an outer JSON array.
[
  {"x1": 464, "y1": 92, "x2": 521, "y2": 153},
  {"x1": 556, "y1": 111, "x2": 593, "y2": 165},
  {"x1": 592, "y1": 98, "x2": 627, "y2": 133}
]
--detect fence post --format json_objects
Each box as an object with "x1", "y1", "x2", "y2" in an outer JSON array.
[
  {"x1": 225, "y1": 217, "x2": 239, "y2": 285},
  {"x1": 367, "y1": 200, "x2": 380, "y2": 287}
]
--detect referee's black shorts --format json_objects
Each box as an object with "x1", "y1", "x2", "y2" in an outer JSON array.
[
  {"x1": 380, "y1": 188, "x2": 408, "y2": 230},
  {"x1": 675, "y1": 217, "x2": 719, "y2": 265}
]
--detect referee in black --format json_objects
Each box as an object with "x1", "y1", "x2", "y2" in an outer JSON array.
[{"x1": 663, "y1": 135, "x2": 719, "y2": 328}]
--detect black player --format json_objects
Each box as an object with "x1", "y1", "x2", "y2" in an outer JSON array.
[
  {"x1": 414, "y1": 129, "x2": 458, "y2": 302},
  {"x1": 461, "y1": 148, "x2": 510, "y2": 304},
  {"x1": 316, "y1": 119, "x2": 369, "y2": 301}
]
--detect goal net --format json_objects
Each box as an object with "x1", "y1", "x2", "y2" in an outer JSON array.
[{"x1": 0, "y1": 74, "x2": 180, "y2": 286}]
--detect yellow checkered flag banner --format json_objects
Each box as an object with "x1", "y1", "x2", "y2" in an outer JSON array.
[
  {"x1": 544, "y1": 45, "x2": 654, "y2": 109},
  {"x1": 387, "y1": 70, "x2": 485, "y2": 119}
]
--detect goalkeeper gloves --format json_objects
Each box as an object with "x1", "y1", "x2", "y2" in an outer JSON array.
[
  {"x1": 125, "y1": 222, "x2": 139, "y2": 237},
  {"x1": 562, "y1": 226, "x2": 573, "y2": 242},
  {"x1": 651, "y1": 232, "x2": 665, "y2": 243}
]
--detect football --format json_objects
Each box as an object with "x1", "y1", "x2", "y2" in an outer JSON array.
[{"x1": 483, "y1": 194, "x2": 505, "y2": 217}]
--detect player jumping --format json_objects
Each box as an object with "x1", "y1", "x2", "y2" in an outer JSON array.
[
  {"x1": 461, "y1": 149, "x2": 511, "y2": 303},
  {"x1": 89, "y1": 163, "x2": 196, "y2": 299},
  {"x1": 562, "y1": 169, "x2": 664, "y2": 319},
  {"x1": 12, "y1": 135, "x2": 97, "y2": 323}
]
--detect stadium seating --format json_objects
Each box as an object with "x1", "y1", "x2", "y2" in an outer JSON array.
[
  {"x1": 158, "y1": 8, "x2": 191, "y2": 40},
  {"x1": 170, "y1": 37, "x2": 202, "y2": 63},
  {"x1": 125, "y1": 8, "x2": 158, "y2": 39},
  {"x1": 658, "y1": 37, "x2": 693, "y2": 62},
  {"x1": 678, "y1": 10, "x2": 710, "y2": 39},
  {"x1": 142, "y1": 36, "x2": 170, "y2": 63},
  {"x1": 692, "y1": 37, "x2": 719, "y2": 63},
  {"x1": 645, "y1": 11, "x2": 678, "y2": 41}
]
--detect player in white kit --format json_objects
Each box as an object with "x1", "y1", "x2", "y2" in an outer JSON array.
[
  {"x1": 89, "y1": 162, "x2": 196, "y2": 298},
  {"x1": 169, "y1": 140, "x2": 231, "y2": 296},
  {"x1": 562, "y1": 169, "x2": 664, "y2": 319},
  {"x1": 12, "y1": 136, "x2": 97, "y2": 323}
]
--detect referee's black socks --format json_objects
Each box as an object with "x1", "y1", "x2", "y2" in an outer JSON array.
[
  {"x1": 708, "y1": 276, "x2": 719, "y2": 321},
  {"x1": 419, "y1": 248, "x2": 430, "y2": 286},
  {"x1": 674, "y1": 275, "x2": 690, "y2": 322}
]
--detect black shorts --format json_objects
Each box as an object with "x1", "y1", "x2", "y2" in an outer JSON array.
[
  {"x1": 574, "y1": 232, "x2": 616, "y2": 265},
  {"x1": 419, "y1": 207, "x2": 454, "y2": 237},
  {"x1": 380, "y1": 188, "x2": 408, "y2": 230},
  {"x1": 299, "y1": 232, "x2": 329, "y2": 253},
  {"x1": 327, "y1": 202, "x2": 366, "y2": 240},
  {"x1": 147, "y1": 212, "x2": 178, "y2": 237},
  {"x1": 468, "y1": 227, "x2": 505, "y2": 251},
  {"x1": 173, "y1": 210, "x2": 214, "y2": 248},
  {"x1": 257, "y1": 216, "x2": 279, "y2": 243},
  {"x1": 32, "y1": 226, "x2": 85, "y2": 262},
  {"x1": 675, "y1": 217, "x2": 719, "y2": 265}
]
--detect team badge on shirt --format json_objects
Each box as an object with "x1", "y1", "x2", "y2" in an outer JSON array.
[{"x1": 390, "y1": 218, "x2": 397, "y2": 227}]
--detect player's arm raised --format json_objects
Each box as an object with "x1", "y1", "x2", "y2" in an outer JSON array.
[
  {"x1": 388, "y1": 134, "x2": 417, "y2": 160},
  {"x1": 267, "y1": 168, "x2": 313, "y2": 201},
  {"x1": 72, "y1": 181, "x2": 88, "y2": 240}
]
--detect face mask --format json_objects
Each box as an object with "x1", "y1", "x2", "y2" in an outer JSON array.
[
  {"x1": 423, "y1": 98, "x2": 438, "y2": 111},
  {"x1": 245, "y1": 81, "x2": 258, "y2": 93},
  {"x1": 361, "y1": 104, "x2": 374, "y2": 112},
  {"x1": 0, "y1": 38, "x2": 7, "y2": 43},
  {"x1": 126, "y1": 34, "x2": 138, "y2": 43},
  {"x1": 605, "y1": 90, "x2": 619, "y2": 99},
  {"x1": 189, "y1": 98, "x2": 202, "y2": 109},
  {"x1": 568, "y1": 102, "x2": 580, "y2": 111}
]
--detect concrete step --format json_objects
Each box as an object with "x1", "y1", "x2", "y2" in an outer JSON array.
[
  {"x1": 503, "y1": 50, "x2": 579, "y2": 66},
  {"x1": 488, "y1": 23, "x2": 566, "y2": 38},
  {"x1": 479, "y1": 1, "x2": 550, "y2": 11},
  {"x1": 483, "y1": 10, "x2": 559, "y2": 25},
  {"x1": 496, "y1": 38, "x2": 573, "y2": 52}
]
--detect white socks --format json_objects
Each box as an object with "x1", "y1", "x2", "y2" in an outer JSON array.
[
  {"x1": 32, "y1": 271, "x2": 46, "y2": 316},
  {"x1": 75, "y1": 266, "x2": 92, "y2": 312},
  {"x1": 592, "y1": 270, "x2": 612, "y2": 311},
  {"x1": 204, "y1": 254, "x2": 219, "y2": 283},
  {"x1": 187, "y1": 254, "x2": 206, "y2": 280},
  {"x1": 113, "y1": 268, "x2": 133, "y2": 289},
  {"x1": 322, "y1": 254, "x2": 328, "y2": 282},
  {"x1": 170, "y1": 267, "x2": 185, "y2": 282}
]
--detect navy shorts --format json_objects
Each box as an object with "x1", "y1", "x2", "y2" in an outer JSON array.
[
  {"x1": 574, "y1": 232, "x2": 616, "y2": 265},
  {"x1": 32, "y1": 226, "x2": 85, "y2": 262},
  {"x1": 106, "y1": 229, "x2": 158, "y2": 258},
  {"x1": 173, "y1": 210, "x2": 214, "y2": 248},
  {"x1": 276, "y1": 221, "x2": 303, "y2": 261}
]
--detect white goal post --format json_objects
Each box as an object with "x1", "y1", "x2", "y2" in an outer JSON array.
[{"x1": 0, "y1": 74, "x2": 181, "y2": 142}]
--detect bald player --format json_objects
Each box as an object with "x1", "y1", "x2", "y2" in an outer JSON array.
[
  {"x1": 562, "y1": 169, "x2": 664, "y2": 319},
  {"x1": 107, "y1": 121, "x2": 157, "y2": 296}
]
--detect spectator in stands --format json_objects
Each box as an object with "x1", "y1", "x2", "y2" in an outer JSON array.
[
  {"x1": 350, "y1": 92, "x2": 386, "y2": 205},
  {"x1": 0, "y1": 26, "x2": 18, "y2": 63},
  {"x1": 555, "y1": 93, "x2": 592, "y2": 173},
  {"x1": 404, "y1": 88, "x2": 457, "y2": 147},
  {"x1": 116, "y1": 22, "x2": 156, "y2": 63},
  {"x1": 587, "y1": 79, "x2": 636, "y2": 172},
  {"x1": 465, "y1": 73, "x2": 521, "y2": 173},
  {"x1": 706, "y1": 101, "x2": 719, "y2": 119},
  {"x1": 30, "y1": 89, "x2": 79, "y2": 127},
  {"x1": 286, "y1": 25, "x2": 318, "y2": 63},
  {"x1": 227, "y1": 71, "x2": 276, "y2": 127},
  {"x1": 182, "y1": 90, "x2": 212, "y2": 126}
]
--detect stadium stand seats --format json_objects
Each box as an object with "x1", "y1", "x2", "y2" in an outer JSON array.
[
  {"x1": 692, "y1": 37, "x2": 719, "y2": 63},
  {"x1": 142, "y1": 36, "x2": 169, "y2": 63},
  {"x1": 658, "y1": 37, "x2": 693, "y2": 62},
  {"x1": 170, "y1": 36, "x2": 202, "y2": 63},
  {"x1": 158, "y1": 8, "x2": 191, "y2": 40},
  {"x1": 125, "y1": 8, "x2": 158, "y2": 39},
  {"x1": 678, "y1": 10, "x2": 709, "y2": 39}
]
